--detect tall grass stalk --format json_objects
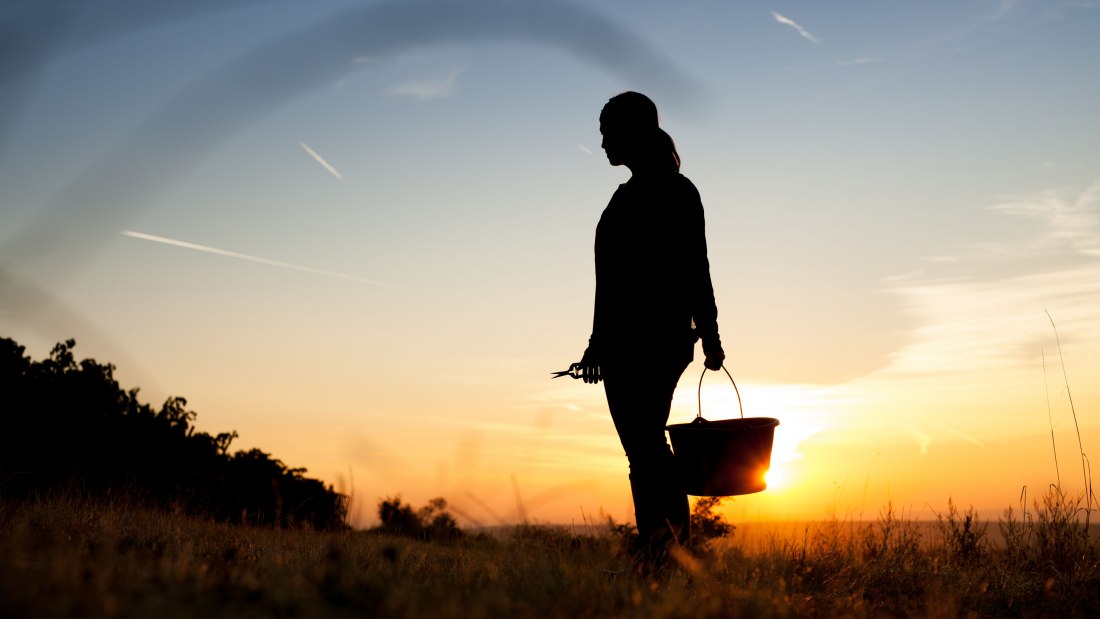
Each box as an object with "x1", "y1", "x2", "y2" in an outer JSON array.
[
  {"x1": 1045, "y1": 309, "x2": 1095, "y2": 533},
  {"x1": 1043, "y1": 350, "x2": 1062, "y2": 488}
]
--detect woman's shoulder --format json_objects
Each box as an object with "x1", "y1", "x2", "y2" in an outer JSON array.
[
  {"x1": 629, "y1": 171, "x2": 697, "y2": 190},
  {"x1": 672, "y1": 172, "x2": 700, "y2": 190},
  {"x1": 621, "y1": 172, "x2": 702, "y2": 206},
  {"x1": 669, "y1": 173, "x2": 703, "y2": 205}
]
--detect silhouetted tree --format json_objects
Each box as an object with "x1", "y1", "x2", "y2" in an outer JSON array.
[{"x1": 0, "y1": 337, "x2": 347, "y2": 529}]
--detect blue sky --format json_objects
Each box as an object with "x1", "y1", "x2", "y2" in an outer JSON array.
[{"x1": 2, "y1": 1, "x2": 1099, "y2": 524}]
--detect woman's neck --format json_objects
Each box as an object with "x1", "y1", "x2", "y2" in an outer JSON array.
[{"x1": 627, "y1": 162, "x2": 674, "y2": 181}]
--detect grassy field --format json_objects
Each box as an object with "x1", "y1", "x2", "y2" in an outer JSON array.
[{"x1": 2, "y1": 491, "x2": 1098, "y2": 618}]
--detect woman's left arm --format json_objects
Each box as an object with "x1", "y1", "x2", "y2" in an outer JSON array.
[{"x1": 683, "y1": 183, "x2": 725, "y2": 370}]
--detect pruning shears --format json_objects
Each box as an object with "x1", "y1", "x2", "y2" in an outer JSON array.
[{"x1": 551, "y1": 365, "x2": 582, "y2": 379}]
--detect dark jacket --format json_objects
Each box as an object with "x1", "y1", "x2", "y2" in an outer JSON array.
[{"x1": 590, "y1": 172, "x2": 720, "y2": 366}]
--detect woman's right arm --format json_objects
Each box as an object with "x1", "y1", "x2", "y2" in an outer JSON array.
[{"x1": 574, "y1": 246, "x2": 604, "y2": 384}]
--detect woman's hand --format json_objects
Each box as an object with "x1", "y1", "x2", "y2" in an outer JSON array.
[
  {"x1": 571, "y1": 347, "x2": 602, "y2": 384},
  {"x1": 703, "y1": 341, "x2": 725, "y2": 371}
]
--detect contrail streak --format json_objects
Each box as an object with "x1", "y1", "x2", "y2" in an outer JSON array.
[
  {"x1": 772, "y1": 11, "x2": 821, "y2": 44},
  {"x1": 121, "y1": 230, "x2": 395, "y2": 289},
  {"x1": 299, "y1": 142, "x2": 344, "y2": 181}
]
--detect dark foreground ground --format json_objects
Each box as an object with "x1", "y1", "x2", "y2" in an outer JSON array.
[{"x1": 2, "y1": 494, "x2": 1099, "y2": 618}]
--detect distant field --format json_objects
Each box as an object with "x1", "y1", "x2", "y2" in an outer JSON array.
[
  {"x1": 730, "y1": 519, "x2": 1100, "y2": 552},
  {"x1": 3, "y1": 494, "x2": 1098, "y2": 618}
]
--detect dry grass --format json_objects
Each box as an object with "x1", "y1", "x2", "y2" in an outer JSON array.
[{"x1": 3, "y1": 490, "x2": 1099, "y2": 619}]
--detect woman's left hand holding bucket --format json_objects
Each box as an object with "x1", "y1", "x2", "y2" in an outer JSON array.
[{"x1": 703, "y1": 342, "x2": 725, "y2": 371}]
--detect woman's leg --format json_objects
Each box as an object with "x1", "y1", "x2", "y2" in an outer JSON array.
[{"x1": 603, "y1": 359, "x2": 690, "y2": 548}]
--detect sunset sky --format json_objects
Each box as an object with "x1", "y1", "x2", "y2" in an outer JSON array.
[{"x1": 2, "y1": 0, "x2": 1099, "y2": 527}]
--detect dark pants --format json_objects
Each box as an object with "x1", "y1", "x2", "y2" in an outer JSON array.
[{"x1": 603, "y1": 357, "x2": 690, "y2": 548}]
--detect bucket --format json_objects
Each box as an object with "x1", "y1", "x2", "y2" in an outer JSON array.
[{"x1": 666, "y1": 366, "x2": 779, "y2": 496}]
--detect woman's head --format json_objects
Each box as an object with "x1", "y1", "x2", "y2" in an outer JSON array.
[{"x1": 599, "y1": 91, "x2": 680, "y2": 173}]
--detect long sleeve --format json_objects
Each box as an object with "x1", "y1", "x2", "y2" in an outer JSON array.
[
  {"x1": 682, "y1": 187, "x2": 721, "y2": 350},
  {"x1": 588, "y1": 256, "x2": 605, "y2": 356}
]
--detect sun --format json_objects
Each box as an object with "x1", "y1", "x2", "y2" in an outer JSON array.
[
  {"x1": 764, "y1": 463, "x2": 791, "y2": 491},
  {"x1": 679, "y1": 379, "x2": 836, "y2": 498}
]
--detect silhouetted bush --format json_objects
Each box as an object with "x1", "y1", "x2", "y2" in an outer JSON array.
[
  {"x1": 691, "y1": 496, "x2": 735, "y2": 543},
  {"x1": 0, "y1": 337, "x2": 347, "y2": 529},
  {"x1": 373, "y1": 496, "x2": 463, "y2": 541}
]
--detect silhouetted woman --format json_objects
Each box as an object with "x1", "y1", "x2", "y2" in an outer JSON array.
[{"x1": 572, "y1": 91, "x2": 725, "y2": 557}]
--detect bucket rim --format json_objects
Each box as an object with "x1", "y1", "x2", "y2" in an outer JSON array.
[{"x1": 666, "y1": 416, "x2": 780, "y2": 430}]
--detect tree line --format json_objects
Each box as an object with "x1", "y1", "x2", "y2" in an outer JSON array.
[{"x1": 0, "y1": 337, "x2": 347, "y2": 529}]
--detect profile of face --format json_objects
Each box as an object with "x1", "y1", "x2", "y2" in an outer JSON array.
[{"x1": 599, "y1": 120, "x2": 640, "y2": 168}]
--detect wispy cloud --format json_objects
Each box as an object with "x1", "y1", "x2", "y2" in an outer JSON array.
[
  {"x1": 121, "y1": 230, "x2": 397, "y2": 288},
  {"x1": 904, "y1": 424, "x2": 986, "y2": 456},
  {"x1": 577, "y1": 144, "x2": 592, "y2": 155},
  {"x1": 936, "y1": 424, "x2": 986, "y2": 447},
  {"x1": 772, "y1": 11, "x2": 821, "y2": 44},
  {"x1": 388, "y1": 64, "x2": 470, "y2": 100},
  {"x1": 299, "y1": 142, "x2": 344, "y2": 181},
  {"x1": 987, "y1": 181, "x2": 1100, "y2": 257},
  {"x1": 907, "y1": 426, "x2": 932, "y2": 455},
  {"x1": 835, "y1": 57, "x2": 884, "y2": 67},
  {"x1": 878, "y1": 179, "x2": 1100, "y2": 378}
]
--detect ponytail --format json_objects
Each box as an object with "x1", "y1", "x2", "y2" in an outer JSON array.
[{"x1": 657, "y1": 128, "x2": 681, "y2": 173}]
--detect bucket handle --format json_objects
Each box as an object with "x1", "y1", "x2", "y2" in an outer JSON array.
[{"x1": 696, "y1": 365, "x2": 743, "y2": 422}]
